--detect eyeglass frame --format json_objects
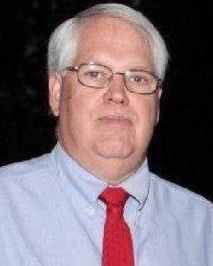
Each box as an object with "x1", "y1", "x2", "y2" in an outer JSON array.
[{"x1": 63, "y1": 63, "x2": 162, "y2": 95}]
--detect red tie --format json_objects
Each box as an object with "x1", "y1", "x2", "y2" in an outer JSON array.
[{"x1": 99, "y1": 187, "x2": 134, "y2": 266}]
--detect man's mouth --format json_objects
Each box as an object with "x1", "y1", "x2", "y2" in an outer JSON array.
[{"x1": 98, "y1": 115, "x2": 132, "y2": 126}]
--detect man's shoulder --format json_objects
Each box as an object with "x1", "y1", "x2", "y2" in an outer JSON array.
[
  {"x1": 0, "y1": 152, "x2": 51, "y2": 186},
  {"x1": 0, "y1": 152, "x2": 56, "y2": 211},
  {"x1": 149, "y1": 172, "x2": 213, "y2": 211}
]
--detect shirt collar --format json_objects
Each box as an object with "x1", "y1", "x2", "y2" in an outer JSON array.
[
  {"x1": 50, "y1": 143, "x2": 106, "y2": 204},
  {"x1": 121, "y1": 160, "x2": 150, "y2": 208},
  {"x1": 50, "y1": 142, "x2": 150, "y2": 207}
]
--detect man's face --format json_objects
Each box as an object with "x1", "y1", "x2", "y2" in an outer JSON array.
[{"x1": 49, "y1": 17, "x2": 161, "y2": 180}]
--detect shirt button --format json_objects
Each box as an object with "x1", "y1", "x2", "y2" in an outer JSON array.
[
  {"x1": 86, "y1": 206, "x2": 96, "y2": 216},
  {"x1": 137, "y1": 205, "x2": 143, "y2": 214}
]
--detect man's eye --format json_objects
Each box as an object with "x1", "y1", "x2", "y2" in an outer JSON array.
[
  {"x1": 130, "y1": 74, "x2": 149, "y2": 84},
  {"x1": 85, "y1": 71, "x2": 102, "y2": 78},
  {"x1": 131, "y1": 75, "x2": 144, "y2": 83},
  {"x1": 133, "y1": 75, "x2": 143, "y2": 82}
]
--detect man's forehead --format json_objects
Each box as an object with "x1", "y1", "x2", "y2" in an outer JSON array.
[
  {"x1": 78, "y1": 16, "x2": 143, "y2": 36},
  {"x1": 75, "y1": 16, "x2": 153, "y2": 69}
]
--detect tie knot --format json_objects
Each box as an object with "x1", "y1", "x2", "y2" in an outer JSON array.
[{"x1": 99, "y1": 187, "x2": 129, "y2": 208}]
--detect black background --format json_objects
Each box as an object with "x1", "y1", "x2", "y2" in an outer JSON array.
[{"x1": 0, "y1": 0, "x2": 212, "y2": 201}]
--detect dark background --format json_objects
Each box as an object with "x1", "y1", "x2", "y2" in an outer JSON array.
[{"x1": 0, "y1": 0, "x2": 212, "y2": 201}]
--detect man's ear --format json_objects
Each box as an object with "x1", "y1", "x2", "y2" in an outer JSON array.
[
  {"x1": 155, "y1": 88, "x2": 162, "y2": 125},
  {"x1": 48, "y1": 73, "x2": 62, "y2": 117}
]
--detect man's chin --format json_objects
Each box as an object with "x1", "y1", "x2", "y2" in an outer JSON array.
[{"x1": 94, "y1": 144, "x2": 134, "y2": 160}]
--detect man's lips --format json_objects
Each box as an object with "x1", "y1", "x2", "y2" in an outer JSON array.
[{"x1": 98, "y1": 115, "x2": 132, "y2": 126}]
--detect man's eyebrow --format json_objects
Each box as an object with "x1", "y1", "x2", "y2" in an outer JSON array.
[
  {"x1": 128, "y1": 66, "x2": 154, "y2": 73},
  {"x1": 128, "y1": 66, "x2": 150, "y2": 71},
  {"x1": 76, "y1": 59, "x2": 103, "y2": 65}
]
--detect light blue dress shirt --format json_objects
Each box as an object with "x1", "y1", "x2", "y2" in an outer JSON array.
[{"x1": 0, "y1": 143, "x2": 212, "y2": 266}]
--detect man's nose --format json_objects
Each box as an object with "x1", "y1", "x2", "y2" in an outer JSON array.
[{"x1": 103, "y1": 74, "x2": 129, "y2": 105}]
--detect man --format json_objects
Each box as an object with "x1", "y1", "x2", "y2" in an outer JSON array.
[{"x1": 0, "y1": 3, "x2": 212, "y2": 266}]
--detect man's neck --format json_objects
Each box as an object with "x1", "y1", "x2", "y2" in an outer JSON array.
[{"x1": 60, "y1": 141, "x2": 145, "y2": 185}]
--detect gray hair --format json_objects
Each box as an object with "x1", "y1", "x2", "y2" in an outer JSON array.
[{"x1": 48, "y1": 3, "x2": 169, "y2": 80}]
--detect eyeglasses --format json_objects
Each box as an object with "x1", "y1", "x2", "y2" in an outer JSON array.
[{"x1": 64, "y1": 63, "x2": 161, "y2": 95}]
